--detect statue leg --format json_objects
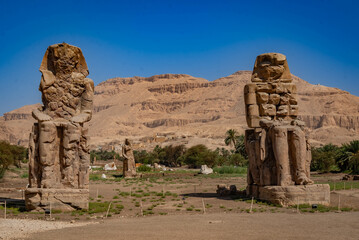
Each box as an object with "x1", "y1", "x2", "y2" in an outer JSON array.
[
  {"x1": 38, "y1": 121, "x2": 57, "y2": 188},
  {"x1": 271, "y1": 126, "x2": 293, "y2": 186},
  {"x1": 79, "y1": 127, "x2": 90, "y2": 189},
  {"x1": 28, "y1": 123, "x2": 39, "y2": 188},
  {"x1": 62, "y1": 123, "x2": 81, "y2": 188},
  {"x1": 245, "y1": 130, "x2": 260, "y2": 185},
  {"x1": 290, "y1": 127, "x2": 313, "y2": 185},
  {"x1": 123, "y1": 159, "x2": 128, "y2": 177}
]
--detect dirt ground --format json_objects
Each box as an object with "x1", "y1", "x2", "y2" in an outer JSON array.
[
  {"x1": 30, "y1": 212, "x2": 359, "y2": 240},
  {"x1": 1, "y1": 166, "x2": 359, "y2": 239}
]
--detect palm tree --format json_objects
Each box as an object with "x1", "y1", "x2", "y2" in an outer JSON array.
[
  {"x1": 224, "y1": 129, "x2": 238, "y2": 147},
  {"x1": 336, "y1": 140, "x2": 359, "y2": 174}
]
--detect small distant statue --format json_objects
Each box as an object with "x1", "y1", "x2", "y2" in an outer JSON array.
[
  {"x1": 244, "y1": 53, "x2": 313, "y2": 190},
  {"x1": 122, "y1": 139, "x2": 136, "y2": 178},
  {"x1": 26, "y1": 43, "x2": 93, "y2": 211}
]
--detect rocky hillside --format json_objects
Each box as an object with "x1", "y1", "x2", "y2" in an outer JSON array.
[{"x1": 1, "y1": 71, "x2": 358, "y2": 150}]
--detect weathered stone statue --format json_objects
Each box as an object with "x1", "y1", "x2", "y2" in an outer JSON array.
[
  {"x1": 122, "y1": 139, "x2": 136, "y2": 178},
  {"x1": 244, "y1": 53, "x2": 329, "y2": 206},
  {"x1": 25, "y1": 43, "x2": 93, "y2": 211}
]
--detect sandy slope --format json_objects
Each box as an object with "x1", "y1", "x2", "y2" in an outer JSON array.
[{"x1": 1, "y1": 71, "x2": 358, "y2": 149}]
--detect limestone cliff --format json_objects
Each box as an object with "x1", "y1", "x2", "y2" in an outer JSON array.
[{"x1": 1, "y1": 72, "x2": 358, "y2": 149}]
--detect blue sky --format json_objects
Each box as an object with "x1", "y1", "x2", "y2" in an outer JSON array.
[{"x1": 0, "y1": 0, "x2": 358, "y2": 115}]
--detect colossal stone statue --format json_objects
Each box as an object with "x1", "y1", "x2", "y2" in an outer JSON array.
[
  {"x1": 122, "y1": 139, "x2": 137, "y2": 178},
  {"x1": 25, "y1": 43, "x2": 93, "y2": 211},
  {"x1": 244, "y1": 53, "x2": 329, "y2": 206}
]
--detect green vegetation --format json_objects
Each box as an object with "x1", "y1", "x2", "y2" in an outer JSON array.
[
  {"x1": 292, "y1": 204, "x2": 352, "y2": 213},
  {"x1": 311, "y1": 140, "x2": 359, "y2": 174},
  {"x1": 224, "y1": 129, "x2": 247, "y2": 159},
  {"x1": 90, "y1": 149, "x2": 121, "y2": 163},
  {"x1": 133, "y1": 132, "x2": 249, "y2": 169},
  {"x1": 319, "y1": 181, "x2": 359, "y2": 191},
  {"x1": 311, "y1": 144, "x2": 339, "y2": 173},
  {"x1": 88, "y1": 202, "x2": 124, "y2": 214},
  {"x1": 137, "y1": 165, "x2": 152, "y2": 172},
  {"x1": 213, "y1": 166, "x2": 247, "y2": 174},
  {"x1": 0, "y1": 141, "x2": 27, "y2": 179},
  {"x1": 336, "y1": 140, "x2": 359, "y2": 174}
]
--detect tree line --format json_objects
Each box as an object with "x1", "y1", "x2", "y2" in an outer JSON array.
[
  {"x1": 0, "y1": 141, "x2": 27, "y2": 178},
  {"x1": 311, "y1": 141, "x2": 359, "y2": 174}
]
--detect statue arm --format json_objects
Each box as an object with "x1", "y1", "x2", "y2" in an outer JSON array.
[
  {"x1": 32, "y1": 107, "x2": 52, "y2": 122},
  {"x1": 122, "y1": 145, "x2": 131, "y2": 159},
  {"x1": 71, "y1": 78, "x2": 94, "y2": 124}
]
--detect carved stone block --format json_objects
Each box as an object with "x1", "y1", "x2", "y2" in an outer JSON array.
[
  {"x1": 277, "y1": 105, "x2": 289, "y2": 116},
  {"x1": 268, "y1": 94, "x2": 280, "y2": 105},
  {"x1": 256, "y1": 92, "x2": 269, "y2": 104},
  {"x1": 259, "y1": 104, "x2": 276, "y2": 116},
  {"x1": 25, "y1": 188, "x2": 89, "y2": 211},
  {"x1": 247, "y1": 184, "x2": 330, "y2": 207},
  {"x1": 244, "y1": 92, "x2": 257, "y2": 105},
  {"x1": 244, "y1": 53, "x2": 328, "y2": 206},
  {"x1": 26, "y1": 43, "x2": 93, "y2": 211},
  {"x1": 289, "y1": 105, "x2": 298, "y2": 116}
]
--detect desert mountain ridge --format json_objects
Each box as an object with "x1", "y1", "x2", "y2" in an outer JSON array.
[{"x1": 1, "y1": 70, "x2": 359, "y2": 151}]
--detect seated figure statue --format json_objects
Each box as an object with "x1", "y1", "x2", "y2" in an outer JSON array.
[
  {"x1": 244, "y1": 53, "x2": 313, "y2": 190},
  {"x1": 28, "y1": 43, "x2": 94, "y2": 190}
]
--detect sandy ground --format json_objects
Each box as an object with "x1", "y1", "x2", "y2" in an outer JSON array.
[
  {"x1": 21, "y1": 212, "x2": 359, "y2": 240},
  {"x1": 0, "y1": 219, "x2": 92, "y2": 240},
  {"x1": 1, "y1": 167, "x2": 359, "y2": 239}
]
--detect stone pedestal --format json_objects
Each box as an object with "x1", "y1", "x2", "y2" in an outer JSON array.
[
  {"x1": 247, "y1": 184, "x2": 330, "y2": 207},
  {"x1": 25, "y1": 188, "x2": 89, "y2": 211}
]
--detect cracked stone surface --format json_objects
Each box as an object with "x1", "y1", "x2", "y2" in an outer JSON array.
[
  {"x1": 25, "y1": 43, "x2": 93, "y2": 211},
  {"x1": 244, "y1": 53, "x2": 329, "y2": 205}
]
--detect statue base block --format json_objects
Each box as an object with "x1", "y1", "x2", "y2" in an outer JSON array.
[
  {"x1": 25, "y1": 188, "x2": 89, "y2": 211},
  {"x1": 247, "y1": 184, "x2": 330, "y2": 207}
]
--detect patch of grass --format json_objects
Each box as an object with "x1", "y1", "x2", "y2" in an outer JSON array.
[
  {"x1": 138, "y1": 165, "x2": 152, "y2": 172},
  {"x1": 89, "y1": 201, "x2": 122, "y2": 214},
  {"x1": 52, "y1": 209, "x2": 62, "y2": 214},
  {"x1": 143, "y1": 210, "x2": 154, "y2": 215},
  {"x1": 319, "y1": 181, "x2": 359, "y2": 191},
  {"x1": 21, "y1": 172, "x2": 29, "y2": 179},
  {"x1": 113, "y1": 196, "x2": 119, "y2": 199},
  {"x1": 186, "y1": 207, "x2": 193, "y2": 211},
  {"x1": 118, "y1": 191, "x2": 130, "y2": 197},
  {"x1": 213, "y1": 166, "x2": 247, "y2": 175},
  {"x1": 159, "y1": 212, "x2": 168, "y2": 215},
  {"x1": 291, "y1": 204, "x2": 340, "y2": 213},
  {"x1": 89, "y1": 174, "x2": 102, "y2": 181}
]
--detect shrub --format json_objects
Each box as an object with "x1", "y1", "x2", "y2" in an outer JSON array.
[
  {"x1": 0, "y1": 141, "x2": 27, "y2": 179},
  {"x1": 311, "y1": 144, "x2": 339, "y2": 172},
  {"x1": 336, "y1": 140, "x2": 359, "y2": 174},
  {"x1": 137, "y1": 165, "x2": 152, "y2": 172}
]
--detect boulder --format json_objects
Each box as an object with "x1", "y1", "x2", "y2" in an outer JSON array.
[
  {"x1": 104, "y1": 162, "x2": 117, "y2": 171},
  {"x1": 200, "y1": 165, "x2": 213, "y2": 175}
]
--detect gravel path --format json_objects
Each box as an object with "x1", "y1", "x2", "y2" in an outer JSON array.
[{"x1": 0, "y1": 219, "x2": 93, "y2": 240}]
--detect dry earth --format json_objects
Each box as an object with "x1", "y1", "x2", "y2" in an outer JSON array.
[
  {"x1": 28, "y1": 212, "x2": 359, "y2": 240},
  {"x1": 1, "y1": 165, "x2": 359, "y2": 240},
  {"x1": 1, "y1": 71, "x2": 359, "y2": 150}
]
